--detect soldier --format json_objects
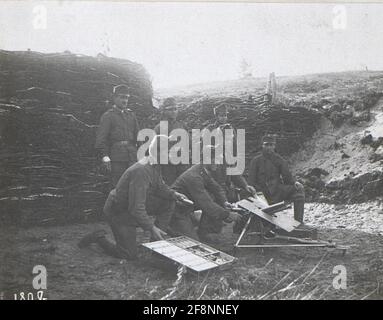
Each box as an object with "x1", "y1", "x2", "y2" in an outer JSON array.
[
  {"x1": 78, "y1": 135, "x2": 189, "y2": 260},
  {"x1": 171, "y1": 146, "x2": 242, "y2": 243},
  {"x1": 248, "y1": 135, "x2": 305, "y2": 223},
  {"x1": 95, "y1": 84, "x2": 140, "y2": 187},
  {"x1": 203, "y1": 103, "x2": 256, "y2": 202},
  {"x1": 154, "y1": 97, "x2": 188, "y2": 185}
]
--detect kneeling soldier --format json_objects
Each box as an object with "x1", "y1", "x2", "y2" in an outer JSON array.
[
  {"x1": 171, "y1": 146, "x2": 242, "y2": 243},
  {"x1": 79, "y1": 135, "x2": 188, "y2": 260}
]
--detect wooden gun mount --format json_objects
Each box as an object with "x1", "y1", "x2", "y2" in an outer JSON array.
[
  {"x1": 233, "y1": 196, "x2": 349, "y2": 253},
  {"x1": 232, "y1": 200, "x2": 292, "y2": 216},
  {"x1": 234, "y1": 196, "x2": 300, "y2": 232},
  {"x1": 262, "y1": 201, "x2": 292, "y2": 215}
]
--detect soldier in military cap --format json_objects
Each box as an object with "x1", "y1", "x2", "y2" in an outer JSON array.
[
  {"x1": 171, "y1": 145, "x2": 242, "y2": 243},
  {"x1": 79, "y1": 135, "x2": 190, "y2": 260},
  {"x1": 154, "y1": 97, "x2": 188, "y2": 185},
  {"x1": 95, "y1": 84, "x2": 140, "y2": 187},
  {"x1": 155, "y1": 97, "x2": 180, "y2": 129},
  {"x1": 248, "y1": 134, "x2": 305, "y2": 223},
  {"x1": 202, "y1": 103, "x2": 256, "y2": 202},
  {"x1": 213, "y1": 103, "x2": 229, "y2": 125}
]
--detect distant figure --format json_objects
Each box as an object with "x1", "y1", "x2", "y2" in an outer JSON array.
[
  {"x1": 95, "y1": 85, "x2": 140, "y2": 187},
  {"x1": 154, "y1": 97, "x2": 188, "y2": 185},
  {"x1": 248, "y1": 135, "x2": 305, "y2": 223}
]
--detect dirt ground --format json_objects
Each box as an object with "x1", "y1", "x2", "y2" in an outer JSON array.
[
  {"x1": 1, "y1": 201, "x2": 382, "y2": 300},
  {"x1": 291, "y1": 98, "x2": 383, "y2": 182}
]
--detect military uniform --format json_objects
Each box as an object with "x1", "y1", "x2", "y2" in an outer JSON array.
[
  {"x1": 101, "y1": 158, "x2": 178, "y2": 259},
  {"x1": 248, "y1": 152, "x2": 305, "y2": 222},
  {"x1": 203, "y1": 120, "x2": 249, "y2": 202},
  {"x1": 95, "y1": 106, "x2": 140, "y2": 186},
  {"x1": 171, "y1": 164, "x2": 231, "y2": 239},
  {"x1": 154, "y1": 119, "x2": 188, "y2": 185},
  {"x1": 210, "y1": 164, "x2": 250, "y2": 202}
]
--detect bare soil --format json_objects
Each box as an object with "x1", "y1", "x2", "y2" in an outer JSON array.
[
  {"x1": 1, "y1": 203, "x2": 382, "y2": 300},
  {"x1": 291, "y1": 100, "x2": 383, "y2": 183}
]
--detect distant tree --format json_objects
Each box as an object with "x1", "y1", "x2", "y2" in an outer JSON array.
[
  {"x1": 360, "y1": 64, "x2": 369, "y2": 72},
  {"x1": 239, "y1": 58, "x2": 253, "y2": 79},
  {"x1": 100, "y1": 32, "x2": 111, "y2": 56}
]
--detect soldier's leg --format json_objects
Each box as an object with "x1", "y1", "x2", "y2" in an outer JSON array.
[
  {"x1": 94, "y1": 193, "x2": 138, "y2": 259},
  {"x1": 127, "y1": 146, "x2": 138, "y2": 168},
  {"x1": 110, "y1": 161, "x2": 130, "y2": 187},
  {"x1": 225, "y1": 187, "x2": 238, "y2": 203},
  {"x1": 169, "y1": 204, "x2": 199, "y2": 240},
  {"x1": 291, "y1": 189, "x2": 305, "y2": 223},
  {"x1": 103, "y1": 214, "x2": 138, "y2": 259},
  {"x1": 275, "y1": 185, "x2": 305, "y2": 223},
  {"x1": 146, "y1": 194, "x2": 176, "y2": 232},
  {"x1": 198, "y1": 210, "x2": 224, "y2": 239},
  {"x1": 78, "y1": 218, "x2": 137, "y2": 259}
]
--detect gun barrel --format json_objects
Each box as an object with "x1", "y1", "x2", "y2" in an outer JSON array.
[{"x1": 231, "y1": 207, "x2": 248, "y2": 214}]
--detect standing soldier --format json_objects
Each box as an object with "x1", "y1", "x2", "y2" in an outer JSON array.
[
  {"x1": 95, "y1": 85, "x2": 140, "y2": 187},
  {"x1": 154, "y1": 97, "x2": 188, "y2": 185},
  {"x1": 248, "y1": 135, "x2": 305, "y2": 223},
  {"x1": 203, "y1": 103, "x2": 256, "y2": 202}
]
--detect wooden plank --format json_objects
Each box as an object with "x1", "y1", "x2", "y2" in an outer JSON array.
[
  {"x1": 236, "y1": 197, "x2": 300, "y2": 232},
  {"x1": 236, "y1": 244, "x2": 331, "y2": 248}
]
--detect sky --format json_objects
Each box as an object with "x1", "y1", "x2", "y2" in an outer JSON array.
[{"x1": 0, "y1": 1, "x2": 383, "y2": 89}]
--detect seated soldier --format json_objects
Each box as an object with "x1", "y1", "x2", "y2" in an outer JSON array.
[
  {"x1": 171, "y1": 146, "x2": 242, "y2": 243},
  {"x1": 248, "y1": 135, "x2": 305, "y2": 224},
  {"x1": 78, "y1": 135, "x2": 188, "y2": 260}
]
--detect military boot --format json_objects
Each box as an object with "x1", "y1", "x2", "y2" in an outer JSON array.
[{"x1": 293, "y1": 200, "x2": 305, "y2": 224}]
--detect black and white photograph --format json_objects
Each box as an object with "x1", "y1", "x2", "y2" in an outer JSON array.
[{"x1": 0, "y1": 1, "x2": 382, "y2": 303}]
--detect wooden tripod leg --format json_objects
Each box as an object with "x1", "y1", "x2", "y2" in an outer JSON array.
[
  {"x1": 235, "y1": 215, "x2": 253, "y2": 247},
  {"x1": 259, "y1": 220, "x2": 265, "y2": 244}
]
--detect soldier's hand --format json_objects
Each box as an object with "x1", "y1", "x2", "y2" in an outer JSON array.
[
  {"x1": 151, "y1": 225, "x2": 167, "y2": 241},
  {"x1": 245, "y1": 185, "x2": 257, "y2": 196},
  {"x1": 294, "y1": 181, "x2": 304, "y2": 191},
  {"x1": 174, "y1": 191, "x2": 186, "y2": 201},
  {"x1": 224, "y1": 201, "x2": 235, "y2": 210},
  {"x1": 227, "y1": 211, "x2": 242, "y2": 223},
  {"x1": 174, "y1": 192, "x2": 193, "y2": 205},
  {"x1": 102, "y1": 156, "x2": 112, "y2": 172}
]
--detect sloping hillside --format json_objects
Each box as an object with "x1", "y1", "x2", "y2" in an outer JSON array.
[{"x1": 157, "y1": 71, "x2": 383, "y2": 205}]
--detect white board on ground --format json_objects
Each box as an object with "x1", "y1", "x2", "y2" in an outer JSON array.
[{"x1": 142, "y1": 236, "x2": 236, "y2": 272}]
